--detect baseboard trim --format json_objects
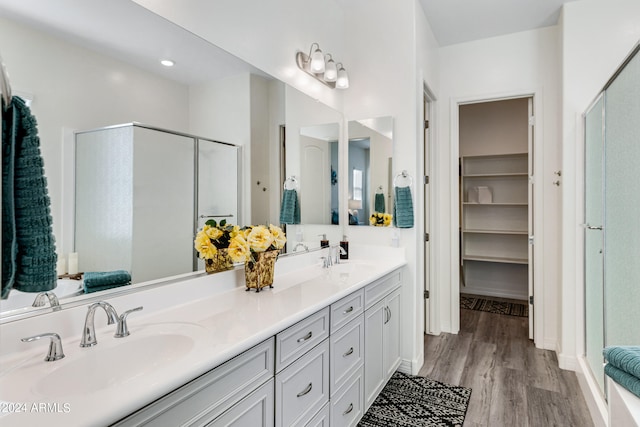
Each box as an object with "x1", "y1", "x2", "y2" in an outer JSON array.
[
  {"x1": 399, "y1": 354, "x2": 424, "y2": 376},
  {"x1": 558, "y1": 352, "x2": 579, "y2": 371},
  {"x1": 576, "y1": 356, "x2": 608, "y2": 427}
]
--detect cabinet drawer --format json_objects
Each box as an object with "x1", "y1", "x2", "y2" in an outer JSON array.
[
  {"x1": 330, "y1": 315, "x2": 364, "y2": 395},
  {"x1": 330, "y1": 367, "x2": 364, "y2": 427},
  {"x1": 275, "y1": 339, "x2": 330, "y2": 427},
  {"x1": 114, "y1": 338, "x2": 274, "y2": 427},
  {"x1": 330, "y1": 289, "x2": 364, "y2": 333},
  {"x1": 208, "y1": 379, "x2": 274, "y2": 427},
  {"x1": 306, "y1": 402, "x2": 330, "y2": 427},
  {"x1": 364, "y1": 270, "x2": 402, "y2": 309},
  {"x1": 276, "y1": 307, "x2": 329, "y2": 372}
]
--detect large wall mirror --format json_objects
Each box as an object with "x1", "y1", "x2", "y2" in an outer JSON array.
[
  {"x1": 0, "y1": 0, "x2": 343, "y2": 320},
  {"x1": 347, "y1": 117, "x2": 394, "y2": 226}
]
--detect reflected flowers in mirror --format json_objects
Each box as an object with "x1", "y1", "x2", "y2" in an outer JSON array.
[{"x1": 370, "y1": 212, "x2": 392, "y2": 227}]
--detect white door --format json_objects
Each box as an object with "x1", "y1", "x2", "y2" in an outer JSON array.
[
  {"x1": 527, "y1": 98, "x2": 535, "y2": 340},
  {"x1": 423, "y1": 92, "x2": 432, "y2": 334},
  {"x1": 300, "y1": 135, "x2": 331, "y2": 224}
]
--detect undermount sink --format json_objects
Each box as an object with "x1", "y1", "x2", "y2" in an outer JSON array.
[
  {"x1": 0, "y1": 322, "x2": 209, "y2": 401},
  {"x1": 327, "y1": 260, "x2": 376, "y2": 275}
]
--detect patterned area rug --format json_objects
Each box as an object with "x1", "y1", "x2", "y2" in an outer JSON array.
[
  {"x1": 460, "y1": 295, "x2": 528, "y2": 317},
  {"x1": 358, "y1": 372, "x2": 471, "y2": 427}
]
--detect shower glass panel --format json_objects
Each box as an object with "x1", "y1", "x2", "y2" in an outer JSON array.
[
  {"x1": 603, "y1": 50, "x2": 640, "y2": 347},
  {"x1": 584, "y1": 95, "x2": 605, "y2": 396}
]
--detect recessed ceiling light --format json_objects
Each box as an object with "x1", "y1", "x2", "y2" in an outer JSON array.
[{"x1": 160, "y1": 59, "x2": 175, "y2": 67}]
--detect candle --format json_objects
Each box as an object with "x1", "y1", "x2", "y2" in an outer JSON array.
[
  {"x1": 56, "y1": 257, "x2": 66, "y2": 276},
  {"x1": 68, "y1": 252, "x2": 79, "y2": 274}
]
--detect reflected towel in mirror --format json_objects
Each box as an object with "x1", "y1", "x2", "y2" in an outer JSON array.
[
  {"x1": 374, "y1": 193, "x2": 385, "y2": 213},
  {"x1": 279, "y1": 189, "x2": 300, "y2": 224},
  {"x1": 83, "y1": 270, "x2": 131, "y2": 294}
]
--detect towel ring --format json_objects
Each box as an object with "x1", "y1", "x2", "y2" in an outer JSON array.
[
  {"x1": 393, "y1": 170, "x2": 413, "y2": 188},
  {"x1": 283, "y1": 175, "x2": 299, "y2": 190}
]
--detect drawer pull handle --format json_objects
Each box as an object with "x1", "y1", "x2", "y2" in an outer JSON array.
[
  {"x1": 297, "y1": 383, "x2": 313, "y2": 397},
  {"x1": 343, "y1": 306, "x2": 354, "y2": 314},
  {"x1": 297, "y1": 331, "x2": 313, "y2": 343},
  {"x1": 343, "y1": 403, "x2": 354, "y2": 415},
  {"x1": 343, "y1": 347, "x2": 354, "y2": 357}
]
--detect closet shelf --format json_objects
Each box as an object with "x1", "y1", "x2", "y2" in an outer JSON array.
[
  {"x1": 463, "y1": 255, "x2": 528, "y2": 264},
  {"x1": 463, "y1": 173, "x2": 528, "y2": 178},
  {"x1": 463, "y1": 202, "x2": 527, "y2": 206},
  {"x1": 463, "y1": 229, "x2": 528, "y2": 235}
]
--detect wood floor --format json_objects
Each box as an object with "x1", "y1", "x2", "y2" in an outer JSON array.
[{"x1": 418, "y1": 306, "x2": 594, "y2": 427}]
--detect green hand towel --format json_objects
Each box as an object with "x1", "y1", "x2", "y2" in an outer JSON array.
[
  {"x1": 603, "y1": 346, "x2": 640, "y2": 379},
  {"x1": 2, "y1": 96, "x2": 57, "y2": 298},
  {"x1": 279, "y1": 189, "x2": 300, "y2": 224},
  {"x1": 375, "y1": 193, "x2": 385, "y2": 213},
  {"x1": 393, "y1": 186, "x2": 414, "y2": 228},
  {"x1": 605, "y1": 363, "x2": 640, "y2": 398}
]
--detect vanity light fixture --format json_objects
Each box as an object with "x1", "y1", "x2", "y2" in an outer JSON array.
[
  {"x1": 296, "y1": 43, "x2": 348, "y2": 89},
  {"x1": 160, "y1": 59, "x2": 175, "y2": 67}
]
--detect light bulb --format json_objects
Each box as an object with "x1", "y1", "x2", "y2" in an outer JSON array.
[
  {"x1": 310, "y1": 47, "x2": 325, "y2": 73},
  {"x1": 324, "y1": 57, "x2": 337, "y2": 82},
  {"x1": 336, "y1": 64, "x2": 349, "y2": 89}
]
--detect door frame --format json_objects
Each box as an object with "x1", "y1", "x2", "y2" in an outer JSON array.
[
  {"x1": 423, "y1": 84, "x2": 436, "y2": 335},
  {"x1": 449, "y1": 90, "x2": 544, "y2": 346}
]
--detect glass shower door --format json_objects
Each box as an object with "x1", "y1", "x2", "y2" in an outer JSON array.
[
  {"x1": 584, "y1": 95, "x2": 605, "y2": 396},
  {"x1": 603, "y1": 49, "x2": 640, "y2": 348}
]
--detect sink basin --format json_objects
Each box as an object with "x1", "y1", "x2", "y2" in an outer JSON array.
[
  {"x1": 0, "y1": 322, "x2": 209, "y2": 401},
  {"x1": 328, "y1": 260, "x2": 376, "y2": 275}
]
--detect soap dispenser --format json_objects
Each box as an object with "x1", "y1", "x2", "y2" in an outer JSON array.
[
  {"x1": 319, "y1": 234, "x2": 329, "y2": 248},
  {"x1": 340, "y1": 235, "x2": 349, "y2": 260}
]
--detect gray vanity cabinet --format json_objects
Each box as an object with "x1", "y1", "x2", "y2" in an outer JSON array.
[
  {"x1": 363, "y1": 273, "x2": 402, "y2": 411},
  {"x1": 112, "y1": 338, "x2": 274, "y2": 427},
  {"x1": 275, "y1": 307, "x2": 330, "y2": 427}
]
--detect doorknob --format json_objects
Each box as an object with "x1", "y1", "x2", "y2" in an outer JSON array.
[{"x1": 581, "y1": 223, "x2": 603, "y2": 230}]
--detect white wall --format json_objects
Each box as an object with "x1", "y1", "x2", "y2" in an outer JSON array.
[
  {"x1": 132, "y1": 0, "x2": 345, "y2": 112},
  {"x1": 0, "y1": 16, "x2": 190, "y2": 256},
  {"x1": 438, "y1": 26, "x2": 562, "y2": 349},
  {"x1": 559, "y1": 0, "x2": 640, "y2": 371}
]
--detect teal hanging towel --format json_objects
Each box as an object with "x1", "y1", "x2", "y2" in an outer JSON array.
[
  {"x1": 2, "y1": 96, "x2": 57, "y2": 298},
  {"x1": 392, "y1": 171, "x2": 414, "y2": 229},
  {"x1": 374, "y1": 192, "x2": 385, "y2": 213}
]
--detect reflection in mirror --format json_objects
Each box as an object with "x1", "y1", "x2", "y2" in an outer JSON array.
[
  {"x1": 347, "y1": 117, "x2": 394, "y2": 226},
  {"x1": 299, "y1": 123, "x2": 339, "y2": 225},
  {"x1": 0, "y1": 1, "x2": 342, "y2": 320}
]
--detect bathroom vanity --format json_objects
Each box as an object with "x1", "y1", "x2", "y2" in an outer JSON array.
[{"x1": 0, "y1": 245, "x2": 405, "y2": 426}]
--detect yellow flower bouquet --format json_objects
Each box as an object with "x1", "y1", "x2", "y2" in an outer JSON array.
[
  {"x1": 194, "y1": 221, "x2": 287, "y2": 291},
  {"x1": 370, "y1": 212, "x2": 392, "y2": 227},
  {"x1": 194, "y1": 219, "x2": 241, "y2": 273}
]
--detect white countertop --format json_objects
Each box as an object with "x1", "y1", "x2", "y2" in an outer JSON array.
[{"x1": 0, "y1": 246, "x2": 406, "y2": 426}]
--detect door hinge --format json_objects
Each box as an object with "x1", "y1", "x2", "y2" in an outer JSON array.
[
  {"x1": 424, "y1": 120, "x2": 429, "y2": 129},
  {"x1": 529, "y1": 116, "x2": 535, "y2": 126},
  {"x1": 529, "y1": 295, "x2": 534, "y2": 305},
  {"x1": 425, "y1": 233, "x2": 430, "y2": 242},
  {"x1": 528, "y1": 235, "x2": 534, "y2": 245},
  {"x1": 424, "y1": 290, "x2": 430, "y2": 299},
  {"x1": 424, "y1": 175, "x2": 429, "y2": 185}
]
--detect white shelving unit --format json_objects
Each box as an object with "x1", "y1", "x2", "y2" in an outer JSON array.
[{"x1": 460, "y1": 153, "x2": 529, "y2": 300}]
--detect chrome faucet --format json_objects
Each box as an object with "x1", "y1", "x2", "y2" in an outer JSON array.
[
  {"x1": 334, "y1": 246, "x2": 347, "y2": 264},
  {"x1": 80, "y1": 301, "x2": 118, "y2": 347},
  {"x1": 114, "y1": 306, "x2": 143, "y2": 338},
  {"x1": 21, "y1": 332, "x2": 65, "y2": 361},
  {"x1": 293, "y1": 243, "x2": 309, "y2": 252},
  {"x1": 32, "y1": 292, "x2": 61, "y2": 311}
]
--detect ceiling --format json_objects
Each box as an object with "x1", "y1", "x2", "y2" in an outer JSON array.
[
  {"x1": 419, "y1": 0, "x2": 582, "y2": 46},
  {"x1": 0, "y1": 0, "x2": 267, "y2": 85},
  {"x1": 0, "y1": 0, "x2": 583, "y2": 86}
]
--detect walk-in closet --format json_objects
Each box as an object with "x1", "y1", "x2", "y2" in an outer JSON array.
[{"x1": 459, "y1": 97, "x2": 533, "y2": 328}]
